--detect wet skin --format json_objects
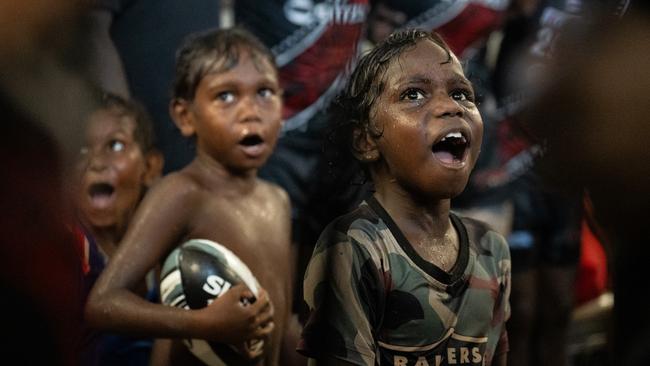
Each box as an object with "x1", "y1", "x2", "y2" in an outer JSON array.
[
  {"x1": 85, "y1": 51, "x2": 292, "y2": 366},
  {"x1": 369, "y1": 39, "x2": 483, "y2": 203}
]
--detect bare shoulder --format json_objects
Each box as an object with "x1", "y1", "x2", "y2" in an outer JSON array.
[
  {"x1": 257, "y1": 179, "x2": 290, "y2": 211},
  {"x1": 129, "y1": 172, "x2": 204, "y2": 234},
  {"x1": 138, "y1": 169, "x2": 206, "y2": 225},
  {"x1": 149, "y1": 170, "x2": 202, "y2": 199}
]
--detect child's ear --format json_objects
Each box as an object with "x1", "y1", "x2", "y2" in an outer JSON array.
[
  {"x1": 352, "y1": 126, "x2": 380, "y2": 162},
  {"x1": 169, "y1": 98, "x2": 196, "y2": 137},
  {"x1": 142, "y1": 149, "x2": 164, "y2": 187}
]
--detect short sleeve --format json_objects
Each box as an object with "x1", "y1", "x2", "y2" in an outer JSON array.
[{"x1": 298, "y1": 223, "x2": 384, "y2": 366}]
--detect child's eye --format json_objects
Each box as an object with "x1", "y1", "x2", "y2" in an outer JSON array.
[
  {"x1": 450, "y1": 89, "x2": 475, "y2": 103},
  {"x1": 400, "y1": 88, "x2": 425, "y2": 101},
  {"x1": 79, "y1": 146, "x2": 89, "y2": 156},
  {"x1": 216, "y1": 91, "x2": 235, "y2": 103},
  {"x1": 109, "y1": 140, "x2": 126, "y2": 152},
  {"x1": 258, "y1": 87, "x2": 275, "y2": 99}
]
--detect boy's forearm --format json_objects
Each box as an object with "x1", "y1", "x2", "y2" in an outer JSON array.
[
  {"x1": 86, "y1": 9, "x2": 130, "y2": 98},
  {"x1": 85, "y1": 288, "x2": 202, "y2": 339}
]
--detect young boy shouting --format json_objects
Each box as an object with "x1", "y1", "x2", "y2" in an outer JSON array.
[
  {"x1": 85, "y1": 28, "x2": 294, "y2": 366},
  {"x1": 76, "y1": 93, "x2": 163, "y2": 262},
  {"x1": 299, "y1": 29, "x2": 511, "y2": 366},
  {"x1": 75, "y1": 92, "x2": 163, "y2": 365}
]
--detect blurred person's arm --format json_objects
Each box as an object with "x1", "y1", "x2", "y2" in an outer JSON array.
[{"x1": 87, "y1": 8, "x2": 130, "y2": 97}]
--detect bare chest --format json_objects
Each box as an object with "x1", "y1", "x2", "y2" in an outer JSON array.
[
  {"x1": 187, "y1": 193, "x2": 292, "y2": 332},
  {"x1": 189, "y1": 195, "x2": 288, "y2": 271}
]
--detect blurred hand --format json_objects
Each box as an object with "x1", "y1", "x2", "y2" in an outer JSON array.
[{"x1": 232, "y1": 338, "x2": 266, "y2": 360}]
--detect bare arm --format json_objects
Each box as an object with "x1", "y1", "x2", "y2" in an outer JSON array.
[
  {"x1": 86, "y1": 8, "x2": 130, "y2": 97},
  {"x1": 85, "y1": 174, "x2": 273, "y2": 343},
  {"x1": 149, "y1": 339, "x2": 172, "y2": 366}
]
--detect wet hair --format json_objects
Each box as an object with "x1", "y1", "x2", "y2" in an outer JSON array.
[
  {"x1": 171, "y1": 27, "x2": 276, "y2": 101},
  {"x1": 98, "y1": 92, "x2": 156, "y2": 153},
  {"x1": 325, "y1": 28, "x2": 452, "y2": 183}
]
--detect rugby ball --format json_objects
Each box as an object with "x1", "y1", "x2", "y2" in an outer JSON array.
[{"x1": 160, "y1": 239, "x2": 262, "y2": 365}]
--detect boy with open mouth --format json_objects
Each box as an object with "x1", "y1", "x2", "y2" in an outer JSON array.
[{"x1": 299, "y1": 29, "x2": 511, "y2": 366}]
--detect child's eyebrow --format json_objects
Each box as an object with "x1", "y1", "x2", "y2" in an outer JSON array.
[
  {"x1": 395, "y1": 74, "x2": 434, "y2": 85},
  {"x1": 394, "y1": 74, "x2": 433, "y2": 86},
  {"x1": 394, "y1": 73, "x2": 475, "y2": 90},
  {"x1": 450, "y1": 75, "x2": 475, "y2": 90}
]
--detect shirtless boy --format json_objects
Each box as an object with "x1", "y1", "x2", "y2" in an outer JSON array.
[{"x1": 85, "y1": 28, "x2": 293, "y2": 365}]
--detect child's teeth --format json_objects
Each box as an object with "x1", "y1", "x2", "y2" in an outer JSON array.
[{"x1": 442, "y1": 132, "x2": 462, "y2": 141}]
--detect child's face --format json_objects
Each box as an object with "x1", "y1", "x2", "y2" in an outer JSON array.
[
  {"x1": 76, "y1": 110, "x2": 151, "y2": 230},
  {"x1": 369, "y1": 39, "x2": 483, "y2": 199},
  {"x1": 181, "y1": 51, "x2": 282, "y2": 172}
]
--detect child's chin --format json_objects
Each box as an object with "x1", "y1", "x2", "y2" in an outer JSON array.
[
  {"x1": 88, "y1": 216, "x2": 117, "y2": 230},
  {"x1": 248, "y1": 158, "x2": 270, "y2": 169},
  {"x1": 444, "y1": 180, "x2": 471, "y2": 199},
  {"x1": 232, "y1": 161, "x2": 266, "y2": 174}
]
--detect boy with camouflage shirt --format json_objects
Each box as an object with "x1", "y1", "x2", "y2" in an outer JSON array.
[{"x1": 298, "y1": 29, "x2": 510, "y2": 366}]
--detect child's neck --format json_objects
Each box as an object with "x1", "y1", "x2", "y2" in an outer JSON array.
[
  {"x1": 90, "y1": 225, "x2": 124, "y2": 259},
  {"x1": 374, "y1": 189, "x2": 459, "y2": 270},
  {"x1": 192, "y1": 153, "x2": 258, "y2": 192},
  {"x1": 373, "y1": 187, "x2": 451, "y2": 238}
]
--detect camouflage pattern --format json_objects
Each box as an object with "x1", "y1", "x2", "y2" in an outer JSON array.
[{"x1": 299, "y1": 197, "x2": 511, "y2": 366}]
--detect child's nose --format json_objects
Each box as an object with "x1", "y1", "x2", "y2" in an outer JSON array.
[
  {"x1": 87, "y1": 150, "x2": 109, "y2": 171},
  {"x1": 433, "y1": 92, "x2": 464, "y2": 118},
  {"x1": 237, "y1": 94, "x2": 262, "y2": 123}
]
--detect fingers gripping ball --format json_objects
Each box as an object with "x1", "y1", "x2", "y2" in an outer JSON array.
[{"x1": 160, "y1": 239, "x2": 263, "y2": 366}]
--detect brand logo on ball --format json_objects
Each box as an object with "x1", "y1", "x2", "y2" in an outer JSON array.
[
  {"x1": 160, "y1": 239, "x2": 262, "y2": 366},
  {"x1": 203, "y1": 274, "x2": 232, "y2": 304}
]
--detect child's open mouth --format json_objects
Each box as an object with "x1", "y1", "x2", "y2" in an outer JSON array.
[
  {"x1": 238, "y1": 134, "x2": 266, "y2": 158},
  {"x1": 431, "y1": 131, "x2": 469, "y2": 166},
  {"x1": 88, "y1": 182, "x2": 115, "y2": 209}
]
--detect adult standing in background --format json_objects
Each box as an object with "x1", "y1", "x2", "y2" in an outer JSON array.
[
  {"x1": 1, "y1": 1, "x2": 99, "y2": 364},
  {"x1": 521, "y1": 4, "x2": 650, "y2": 365}
]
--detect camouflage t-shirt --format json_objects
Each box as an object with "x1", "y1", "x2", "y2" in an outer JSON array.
[{"x1": 298, "y1": 196, "x2": 511, "y2": 366}]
